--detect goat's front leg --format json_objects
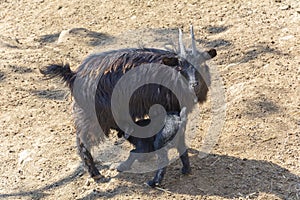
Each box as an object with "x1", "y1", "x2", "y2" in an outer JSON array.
[
  {"x1": 147, "y1": 136, "x2": 168, "y2": 187},
  {"x1": 77, "y1": 137, "x2": 102, "y2": 181},
  {"x1": 177, "y1": 134, "x2": 191, "y2": 174},
  {"x1": 179, "y1": 150, "x2": 191, "y2": 174},
  {"x1": 147, "y1": 166, "x2": 167, "y2": 187},
  {"x1": 147, "y1": 150, "x2": 168, "y2": 187}
]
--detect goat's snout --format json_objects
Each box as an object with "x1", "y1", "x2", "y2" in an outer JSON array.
[{"x1": 186, "y1": 66, "x2": 198, "y2": 89}]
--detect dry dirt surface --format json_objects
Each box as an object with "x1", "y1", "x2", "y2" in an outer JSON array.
[{"x1": 0, "y1": 0, "x2": 299, "y2": 199}]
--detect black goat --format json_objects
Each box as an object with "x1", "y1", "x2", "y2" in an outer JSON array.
[
  {"x1": 40, "y1": 26, "x2": 216, "y2": 186},
  {"x1": 117, "y1": 107, "x2": 189, "y2": 187}
]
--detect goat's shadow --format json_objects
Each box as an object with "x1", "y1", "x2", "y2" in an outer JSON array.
[
  {"x1": 0, "y1": 150, "x2": 298, "y2": 199},
  {"x1": 0, "y1": 166, "x2": 83, "y2": 199},
  {"x1": 112, "y1": 151, "x2": 299, "y2": 199}
]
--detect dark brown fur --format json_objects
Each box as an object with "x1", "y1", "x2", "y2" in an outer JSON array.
[{"x1": 40, "y1": 47, "x2": 215, "y2": 183}]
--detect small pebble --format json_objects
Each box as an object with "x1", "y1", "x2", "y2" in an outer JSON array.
[
  {"x1": 280, "y1": 5, "x2": 291, "y2": 10},
  {"x1": 85, "y1": 178, "x2": 92, "y2": 186}
]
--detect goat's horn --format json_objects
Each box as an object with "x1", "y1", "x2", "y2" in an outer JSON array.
[
  {"x1": 178, "y1": 28, "x2": 186, "y2": 58},
  {"x1": 190, "y1": 25, "x2": 197, "y2": 56}
]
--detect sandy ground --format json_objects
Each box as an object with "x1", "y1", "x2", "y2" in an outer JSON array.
[{"x1": 0, "y1": 0, "x2": 299, "y2": 199}]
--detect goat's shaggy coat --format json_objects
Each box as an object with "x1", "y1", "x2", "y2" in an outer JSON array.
[{"x1": 40, "y1": 27, "x2": 216, "y2": 185}]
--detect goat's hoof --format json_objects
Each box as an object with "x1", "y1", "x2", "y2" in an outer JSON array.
[
  {"x1": 117, "y1": 163, "x2": 131, "y2": 172},
  {"x1": 147, "y1": 180, "x2": 159, "y2": 188},
  {"x1": 181, "y1": 167, "x2": 191, "y2": 175},
  {"x1": 92, "y1": 174, "x2": 103, "y2": 182},
  {"x1": 93, "y1": 175, "x2": 111, "y2": 183}
]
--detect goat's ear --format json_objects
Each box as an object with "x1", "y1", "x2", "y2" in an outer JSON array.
[
  {"x1": 206, "y1": 49, "x2": 217, "y2": 59},
  {"x1": 162, "y1": 57, "x2": 179, "y2": 66}
]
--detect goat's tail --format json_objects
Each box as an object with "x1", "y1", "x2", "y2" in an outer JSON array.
[{"x1": 40, "y1": 63, "x2": 76, "y2": 89}]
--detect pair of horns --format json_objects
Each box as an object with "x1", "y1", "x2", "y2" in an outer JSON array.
[{"x1": 178, "y1": 25, "x2": 197, "y2": 58}]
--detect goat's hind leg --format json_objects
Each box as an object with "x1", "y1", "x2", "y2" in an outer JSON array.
[{"x1": 77, "y1": 137, "x2": 103, "y2": 181}]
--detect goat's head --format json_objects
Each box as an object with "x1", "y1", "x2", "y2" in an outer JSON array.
[{"x1": 177, "y1": 25, "x2": 217, "y2": 102}]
